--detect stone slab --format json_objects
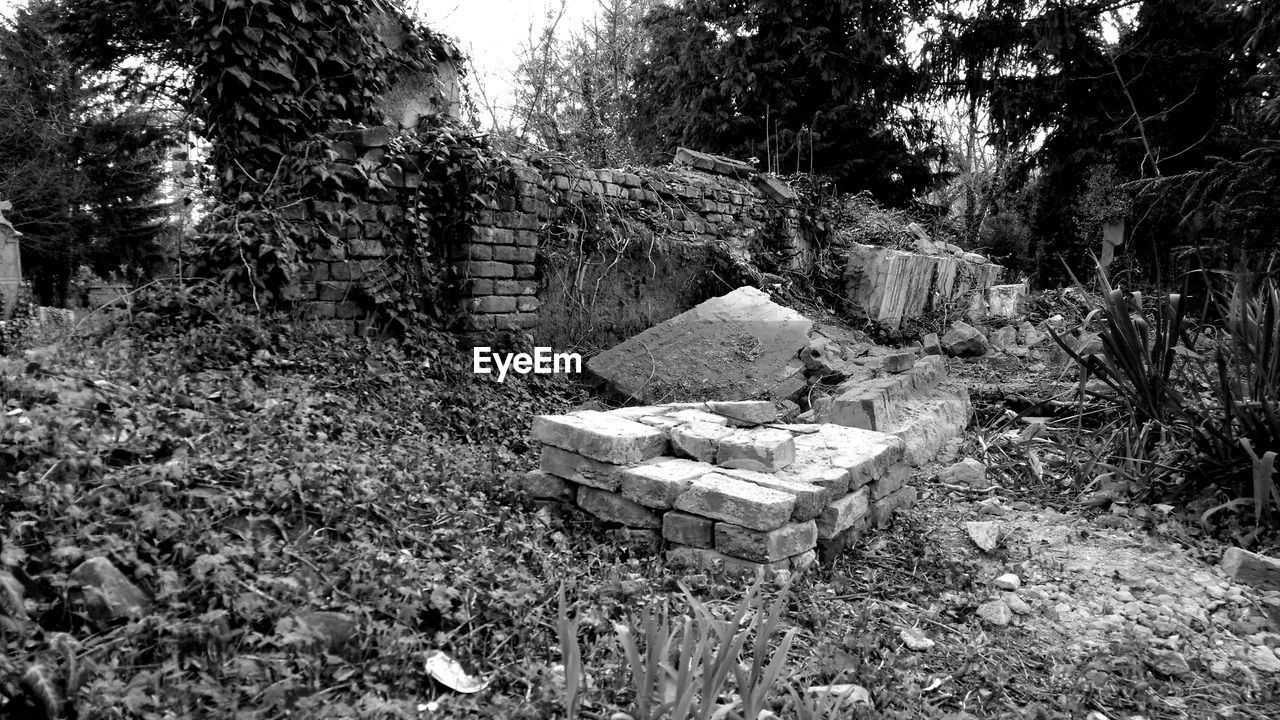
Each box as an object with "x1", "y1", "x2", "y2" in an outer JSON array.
[
  {"x1": 673, "y1": 472, "x2": 796, "y2": 531},
  {"x1": 671, "y1": 420, "x2": 734, "y2": 464},
  {"x1": 718, "y1": 467, "x2": 829, "y2": 521},
  {"x1": 870, "y1": 485, "x2": 917, "y2": 528},
  {"x1": 1222, "y1": 547, "x2": 1280, "y2": 591},
  {"x1": 619, "y1": 457, "x2": 713, "y2": 509},
  {"x1": 716, "y1": 427, "x2": 796, "y2": 473},
  {"x1": 540, "y1": 446, "x2": 626, "y2": 491},
  {"x1": 816, "y1": 487, "x2": 870, "y2": 540},
  {"x1": 662, "y1": 511, "x2": 715, "y2": 548},
  {"x1": 715, "y1": 520, "x2": 817, "y2": 562},
  {"x1": 885, "y1": 385, "x2": 972, "y2": 466},
  {"x1": 702, "y1": 400, "x2": 777, "y2": 426},
  {"x1": 532, "y1": 411, "x2": 668, "y2": 464},
  {"x1": 585, "y1": 287, "x2": 814, "y2": 404},
  {"x1": 785, "y1": 424, "x2": 905, "y2": 489},
  {"x1": 577, "y1": 487, "x2": 662, "y2": 528}
]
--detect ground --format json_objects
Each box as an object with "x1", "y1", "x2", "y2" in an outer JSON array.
[{"x1": 1, "y1": 298, "x2": 1278, "y2": 719}]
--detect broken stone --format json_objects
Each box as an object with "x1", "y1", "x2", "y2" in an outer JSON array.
[
  {"x1": 788, "y1": 424, "x2": 904, "y2": 489},
  {"x1": 994, "y1": 573, "x2": 1021, "y2": 591},
  {"x1": 670, "y1": 420, "x2": 734, "y2": 463},
  {"x1": 673, "y1": 472, "x2": 795, "y2": 531},
  {"x1": 718, "y1": 467, "x2": 829, "y2": 521},
  {"x1": 1018, "y1": 321, "x2": 1046, "y2": 347},
  {"x1": 1146, "y1": 648, "x2": 1191, "y2": 678},
  {"x1": 295, "y1": 611, "x2": 359, "y2": 652},
  {"x1": 977, "y1": 600, "x2": 1012, "y2": 627},
  {"x1": 755, "y1": 175, "x2": 798, "y2": 202},
  {"x1": 965, "y1": 521, "x2": 1000, "y2": 552},
  {"x1": 1222, "y1": 547, "x2": 1280, "y2": 591},
  {"x1": 806, "y1": 684, "x2": 874, "y2": 712},
  {"x1": 940, "y1": 458, "x2": 987, "y2": 488},
  {"x1": 585, "y1": 286, "x2": 813, "y2": 403},
  {"x1": 662, "y1": 511, "x2": 715, "y2": 548},
  {"x1": 577, "y1": 487, "x2": 662, "y2": 528},
  {"x1": 800, "y1": 336, "x2": 844, "y2": 376},
  {"x1": 618, "y1": 457, "x2": 711, "y2": 508},
  {"x1": 816, "y1": 488, "x2": 870, "y2": 540},
  {"x1": 1005, "y1": 594, "x2": 1032, "y2": 615},
  {"x1": 715, "y1": 520, "x2": 816, "y2": 563},
  {"x1": 702, "y1": 400, "x2": 777, "y2": 426},
  {"x1": 941, "y1": 321, "x2": 988, "y2": 357},
  {"x1": 516, "y1": 469, "x2": 574, "y2": 501},
  {"x1": 540, "y1": 446, "x2": 626, "y2": 491},
  {"x1": 881, "y1": 352, "x2": 917, "y2": 374},
  {"x1": 70, "y1": 557, "x2": 151, "y2": 625},
  {"x1": 986, "y1": 283, "x2": 1027, "y2": 318},
  {"x1": 869, "y1": 464, "x2": 909, "y2": 501},
  {"x1": 532, "y1": 411, "x2": 667, "y2": 464},
  {"x1": 716, "y1": 427, "x2": 796, "y2": 473},
  {"x1": 990, "y1": 326, "x2": 1018, "y2": 349},
  {"x1": 1247, "y1": 645, "x2": 1280, "y2": 674},
  {"x1": 791, "y1": 549, "x2": 818, "y2": 574},
  {"x1": 922, "y1": 332, "x2": 943, "y2": 356},
  {"x1": 900, "y1": 627, "x2": 935, "y2": 651}
]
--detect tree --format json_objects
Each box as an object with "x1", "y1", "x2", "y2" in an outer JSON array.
[
  {"x1": 0, "y1": 0, "x2": 173, "y2": 304},
  {"x1": 629, "y1": 0, "x2": 942, "y2": 205}
]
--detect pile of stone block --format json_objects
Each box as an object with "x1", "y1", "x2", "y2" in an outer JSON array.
[{"x1": 522, "y1": 401, "x2": 916, "y2": 577}]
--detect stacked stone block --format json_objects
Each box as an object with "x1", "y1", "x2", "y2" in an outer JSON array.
[{"x1": 522, "y1": 401, "x2": 916, "y2": 577}]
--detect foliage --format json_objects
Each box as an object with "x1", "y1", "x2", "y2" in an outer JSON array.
[
  {"x1": 629, "y1": 0, "x2": 942, "y2": 205},
  {"x1": 0, "y1": 0, "x2": 174, "y2": 305},
  {"x1": 1051, "y1": 264, "x2": 1280, "y2": 526}
]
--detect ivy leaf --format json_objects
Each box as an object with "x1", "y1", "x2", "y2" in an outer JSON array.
[{"x1": 226, "y1": 67, "x2": 252, "y2": 88}]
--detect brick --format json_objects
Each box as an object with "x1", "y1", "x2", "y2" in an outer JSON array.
[
  {"x1": 619, "y1": 458, "x2": 711, "y2": 509},
  {"x1": 662, "y1": 511, "x2": 715, "y2": 548},
  {"x1": 452, "y1": 261, "x2": 514, "y2": 278},
  {"x1": 330, "y1": 261, "x2": 379, "y2": 281},
  {"x1": 788, "y1": 425, "x2": 905, "y2": 489},
  {"x1": 532, "y1": 411, "x2": 668, "y2": 464},
  {"x1": 869, "y1": 463, "x2": 910, "y2": 501},
  {"x1": 715, "y1": 520, "x2": 816, "y2": 562},
  {"x1": 621, "y1": 173, "x2": 642, "y2": 188},
  {"x1": 452, "y1": 244, "x2": 493, "y2": 261},
  {"x1": 516, "y1": 470, "x2": 574, "y2": 501},
  {"x1": 540, "y1": 446, "x2": 625, "y2": 491},
  {"x1": 666, "y1": 547, "x2": 787, "y2": 577},
  {"x1": 871, "y1": 485, "x2": 917, "y2": 528},
  {"x1": 305, "y1": 301, "x2": 337, "y2": 318},
  {"x1": 493, "y1": 245, "x2": 536, "y2": 263},
  {"x1": 310, "y1": 264, "x2": 330, "y2": 281},
  {"x1": 485, "y1": 280, "x2": 529, "y2": 295},
  {"x1": 514, "y1": 263, "x2": 537, "y2": 279},
  {"x1": 458, "y1": 279, "x2": 495, "y2": 296},
  {"x1": 316, "y1": 282, "x2": 352, "y2": 302},
  {"x1": 717, "y1": 468, "x2": 828, "y2": 521},
  {"x1": 330, "y1": 141, "x2": 358, "y2": 161},
  {"x1": 670, "y1": 421, "x2": 734, "y2": 463},
  {"x1": 466, "y1": 296, "x2": 518, "y2": 313},
  {"x1": 577, "y1": 487, "x2": 661, "y2": 528},
  {"x1": 349, "y1": 126, "x2": 390, "y2": 147},
  {"x1": 673, "y1": 473, "x2": 795, "y2": 532},
  {"x1": 816, "y1": 488, "x2": 870, "y2": 540},
  {"x1": 348, "y1": 239, "x2": 386, "y2": 257},
  {"x1": 469, "y1": 226, "x2": 515, "y2": 245},
  {"x1": 514, "y1": 230, "x2": 539, "y2": 247},
  {"x1": 516, "y1": 296, "x2": 540, "y2": 312},
  {"x1": 715, "y1": 428, "x2": 795, "y2": 473},
  {"x1": 459, "y1": 314, "x2": 495, "y2": 331}
]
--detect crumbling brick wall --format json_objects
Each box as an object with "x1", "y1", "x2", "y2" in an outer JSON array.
[{"x1": 294, "y1": 134, "x2": 811, "y2": 341}]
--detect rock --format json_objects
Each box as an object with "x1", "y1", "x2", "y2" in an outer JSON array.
[
  {"x1": 800, "y1": 336, "x2": 844, "y2": 376},
  {"x1": 662, "y1": 511, "x2": 715, "y2": 548},
  {"x1": 977, "y1": 498, "x2": 1008, "y2": 515},
  {"x1": 994, "y1": 573, "x2": 1021, "y2": 591},
  {"x1": 990, "y1": 326, "x2": 1018, "y2": 349},
  {"x1": 965, "y1": 521, "x2": 1000, "y2": 552},
  {"x1": 295, "y1": 611, "x2": 359, "y2": 652},
  {"x1": 618, "y1": 458, "x2": 711, "y2": 509},
  {"x1": 532, "y1": 411, "x2": 667, "y2": 464},
  {"x1": 791, "y1": 549, "x2": 819, "y2": 574},
  {"x1": 1017, "y1": 321, "x2": 1046, "y2": 347},
  {"x1": 921, "y1": 332, "x2": 944, "y2": 356},
  {"x1": 1222, "y1": 547, "x2": 1280, "y2": 591},
  {"x1": 1146, "y1": 648, "x2": 1191, "y2": 678},
  {"x1": 985, "y1": 284, "x2": 1027, "y2": 318},
  {"x1": 1073, "y1": 332, "x2": 1104, "y2": 358},
  {"x1": 870, "y1": 485, "x2": 917, "y2": 528},
  {"x1": 1247, "y1": 645, "x2": 1280, "y2": 673},
  {"x1": 881, "y1": 352, "x2": 917, "y2": 374},
  {"x1": 961, "y1": 252, "x2": 988, "y2": 264},
  {"x1": 716, "y1": 428, "x2": 796, "y2": 473},
  {"x1": 940, "y1": 458, "x2": 987, "y2": 488},
  {"x1": 785, "y1": 423, "x2": 905, "y2": 490},
  {"x1": 718, "y1": 467, "x2": 829, "y2": 521},
  {"x1": 70, "y1": 557, "x2": 151, "y2": 625},
  {"x1": 674, "y1": 473, "x2": 796, "y2": 531},
  {"x1": 941, "y1": 321, "x2": 988, "y2": 357},
  {"x1": 516, "y1": 470, "x2": 574, "y2": 501},
  {"x1": 1005, "y1": 594, "x2": 1032, "y2": 615},
  {"x1": 702, "y1": 400, "x2": 777, "y2": 426},
  {"x1": 900, "y1": 627, "x2": 935, "y2": 651},
  {"x1": 805, "y1": 684, "x2": 874, "y2": 711},
  {"x1": 715, "y1": 521, "x2": 817, "y2": 562},
  {"x1": 585, "y1": 287, "x2": 814, "y2": 403},
  {"x1": 977, "y1": 600, "x2": 1012, "y2": 627}
]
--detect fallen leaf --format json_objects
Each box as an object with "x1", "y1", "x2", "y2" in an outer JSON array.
[{"x1": 425, "y1": 650, "x2": 489, "y2": 693}]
